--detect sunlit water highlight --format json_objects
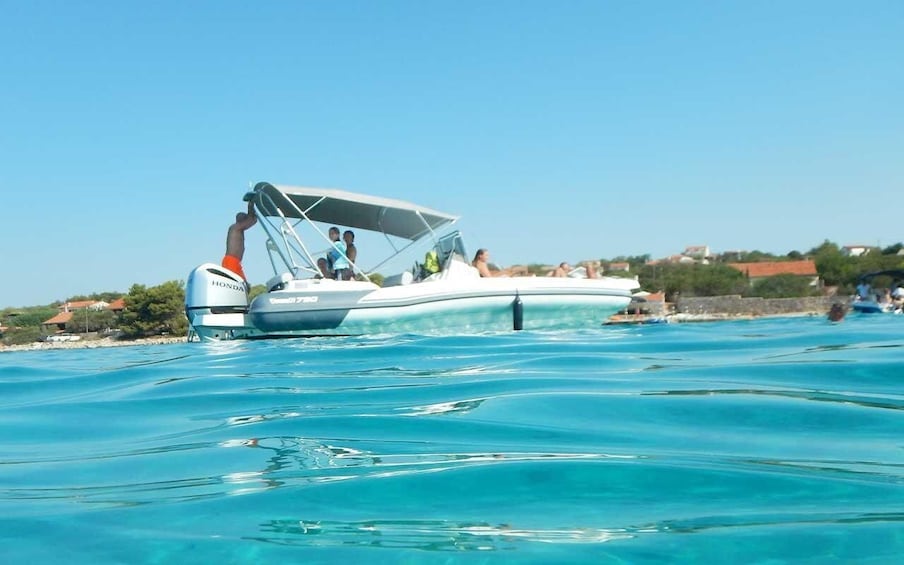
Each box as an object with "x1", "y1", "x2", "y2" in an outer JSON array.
[{"x1": 1, "y1": 315, "x2": 902, "y2": 563}]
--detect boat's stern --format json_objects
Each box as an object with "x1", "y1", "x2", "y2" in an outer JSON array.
[{"x1": 185, "y1": 263, "x2": 256, "y2": 340}]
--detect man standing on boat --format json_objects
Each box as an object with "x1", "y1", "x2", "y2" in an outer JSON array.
[{"x1": 222, "y1": 200, "x2": 257, "y2": 282}]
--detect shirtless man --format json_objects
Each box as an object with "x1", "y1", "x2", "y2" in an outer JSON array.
[
  {"x1": 342, "y1": 230, "x2": 357, "y2": 280},
  {"x1": 552, "y1": 262, "x2": 571, "y2": 277},
  {"x1": 222, "y1": 200, "x2": 257, "y2": 281}
]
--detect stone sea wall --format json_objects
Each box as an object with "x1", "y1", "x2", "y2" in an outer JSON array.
[{"x1": 675, "y1": 295, "x2": 842, "y2": 317}]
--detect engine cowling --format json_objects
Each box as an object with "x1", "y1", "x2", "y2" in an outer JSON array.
[{"x1": 185, "y1": 263, "x2": 249, "y2": 315}]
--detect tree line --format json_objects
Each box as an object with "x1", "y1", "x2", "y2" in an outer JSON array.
[
  {"x1": 604, "y1": 241, "x2": 903, "y2": 302},
  {"x1": 1, "y1": 281, "x2": 189, "y2": 346},
  {"x1": 2, "y1": 240, "x2": 902, "y2": 346}
]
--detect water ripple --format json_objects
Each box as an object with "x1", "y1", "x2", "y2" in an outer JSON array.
[{"x1": 1, "y1": 316, "x2": 902, "y2": 562}]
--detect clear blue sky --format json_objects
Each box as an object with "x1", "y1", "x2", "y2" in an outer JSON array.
[{"x1": 2, "y1": 1, "x2": 902, "y2": 307}]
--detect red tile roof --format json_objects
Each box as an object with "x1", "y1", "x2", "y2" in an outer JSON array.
[
  {"x1": 62, "y1": 300, "x2": 97, "y2": 310},
  {"x1": 108, "y1": 298, "x2": 126, "y2": 310},
  {"x1": 728, "y1": 260, "x2": 817, "y2": 278},
  {"x1": 43, "y1": 311, "x2": 74, "y2": 325}
]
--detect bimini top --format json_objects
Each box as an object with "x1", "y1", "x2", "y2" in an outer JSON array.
[
  {"x1": 857, "y1": 269, "x2": 904, "y2": 283},
  {"x1": 250, "y1": 182, "x2": 459, "y2": 241}
]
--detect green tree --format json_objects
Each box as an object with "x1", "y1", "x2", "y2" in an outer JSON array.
[
  {"x1": 690, "y1": 264, "x2": 748, "y2": 296},
  {"x1": 606, "y1": 254, "x2": 651, "y2": 270},
  {"x1": 736, "y1": 250, "x2": 782, "y2": 262},
  {"x1": 118, "y1": 281, "x2": 188, "y2": 338},
  {"x1": 811, "y1": 241, "x2": 856, "y2": 287},
  {"x1": 65, "y1": 308, "x2": 117, "y2": 334},
  {"x1": 637, "y1": 263, "x2": 746, "y2": 301},
  {"x1": 807, "y1": 240, "x2": 840, "y2": 256},
  {"x1": 2, "y1": 306, "x2": 58, "y2": 328},
  {"x1": 526, "y1": 263, "x2": 549, "y2": 276},
  {"x1": 67, "y1": 292, "x2": 124, "y2": 303},
  {"x1": 747, "y1": 274, "x2": 819, "y2": 298},
  {"x1": 881, "y1": 242, "x2": 903, "y2": 255},
  {"x1": 1, "y1": 326, "x2": 43, "y2": 346},
  {"x1": 248, "y1": 284, "x2": 267, "y2": 301}
]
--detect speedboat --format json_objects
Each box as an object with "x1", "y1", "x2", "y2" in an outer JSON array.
[
  {"x1": 850, "y1": 269, "x2": 904, "y2": 314},
  {"x1": 185, "y1": 182, "x2": 639, "y2": 340}
]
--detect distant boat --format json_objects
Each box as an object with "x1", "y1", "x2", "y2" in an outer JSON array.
[
  {"x1": 185, "y1": 182, "x2": 639, "y2": 340},
  {"x1": 850, "y1": 269, "x2": 904, "y2": 314}
]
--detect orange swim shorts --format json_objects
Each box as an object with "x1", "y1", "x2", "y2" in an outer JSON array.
[{"x1": 221, "y1": 255, "x2": 246, "y2": 281}]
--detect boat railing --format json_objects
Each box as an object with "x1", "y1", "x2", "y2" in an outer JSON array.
[
  {"x1": 253, "y1": 188, "x2": 368, "y2": 280},
  {"x1": 248, "y1": 184, "x2": 463, "y2": 283}
]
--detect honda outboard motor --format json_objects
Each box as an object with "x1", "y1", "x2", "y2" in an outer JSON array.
[{"x1": 185, "y1": 263, "x2": 250, "y2": 317}]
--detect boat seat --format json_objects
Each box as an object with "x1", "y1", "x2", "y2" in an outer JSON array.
[
  {"x1": 267, "y1": 272, "x2": 293, "y2": 291},
  {"x1": 382, "y1": 271, "x2": 414, "y2": 287},
  {"x1": 437, "y1": 259, "x2": 480, "y2": 280}
]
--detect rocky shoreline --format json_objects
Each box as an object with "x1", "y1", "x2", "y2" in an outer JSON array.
[
  {"x1": 3, "y1": 309, "x2": 840, "y2": 353},
  {"x1": 0, "y1": 335, "x2": 188, "y2": 353},
  {"x1": 606, "y1": 310, "x2": 828, "y2": 325}
]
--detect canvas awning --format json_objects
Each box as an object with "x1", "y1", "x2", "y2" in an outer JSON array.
[{"x1": 250, "y1": 182, "x2": 458, "y2": 241}]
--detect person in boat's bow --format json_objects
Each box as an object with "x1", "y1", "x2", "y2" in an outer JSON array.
[
  {"x1": 472, "y1": 248, "x2": 502, "y2": 277},
  {"x1": 222, "y1": 200, "x2": 257, "y2": 281},
  {"x1": 550, "y1": 262, "x2": 571, "y2": 277}
]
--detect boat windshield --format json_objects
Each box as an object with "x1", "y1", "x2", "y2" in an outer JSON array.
[{"x1": 434, "y1": 231, "x2": 469, "y2": 269}]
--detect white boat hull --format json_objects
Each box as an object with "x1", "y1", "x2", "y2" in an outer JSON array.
[{"x1": 186, "y1": 264, "x2": 635, "y2": 340}]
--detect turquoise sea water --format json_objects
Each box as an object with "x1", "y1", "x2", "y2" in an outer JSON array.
[{"x1": 1, "y1": 315, "x2": 902, "y2": 564}]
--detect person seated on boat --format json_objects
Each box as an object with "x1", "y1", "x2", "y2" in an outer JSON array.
[
  {"x1": 222, "y1": 200, "x2": 257, "y2": 281},
  {"x1": 855, "y1": 282, "x2": 872, "y2": 300},
  {"x1": 549, "y1": 262, "x2": 571, "y2": 277},
  {"x1": 327, "y1": 226, "x2": 350, "y2": 280},
  {"x1": 583, "y1": 260, "x2": 600, "y2": 279},
  {"x1": 892, "y1": 284, "x2": 904, "y2": 300},
  {"x1": 342, "y1": 230, "x2": 357, "y2": 280},
  {"x1": 892, "y1": 284, "x2": 904, "y2": 310},
  {"x1": 472, "y1": 248, "x2": 502, "y2": 277}
]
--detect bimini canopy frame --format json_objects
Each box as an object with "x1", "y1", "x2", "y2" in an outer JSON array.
[
  {"x1": 858, "y1": 269, "x2": 904, "y2": 283},
  {"x1": 247, "y1": 182, "x2": 459, "y2": 277}
]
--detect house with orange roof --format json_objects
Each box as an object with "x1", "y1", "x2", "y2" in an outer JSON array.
[
  {"x1": 108, "y1": 298, "x2": 126, "y2": 312},
  {"x1": 728, "y1": 260, "x2": 820, "y2": 287},
  {"x1": 42, "y1": 310, "x2": 75, "y2": 332},
  {"x1": 42, "y1": 300, "x2": 113, "y2": 332}
]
